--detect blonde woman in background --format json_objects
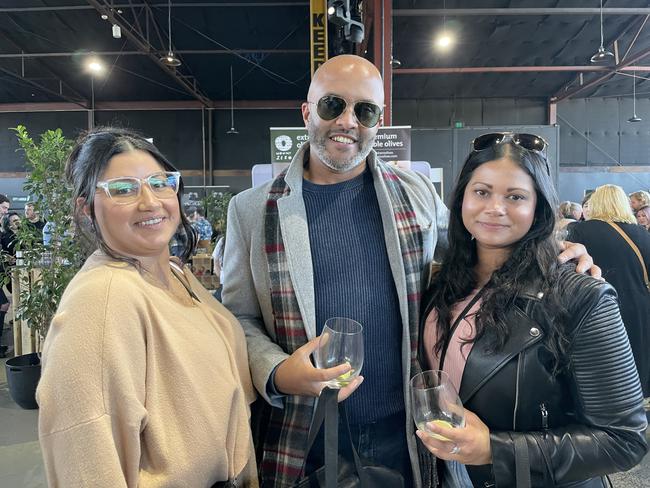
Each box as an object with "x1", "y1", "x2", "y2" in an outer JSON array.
[
  {"x1": 629, "y1": 190, "x2": 650, "y2": 212},
  {"x1": 567, "y1": 184, "x2": 650, "y2": 408}
]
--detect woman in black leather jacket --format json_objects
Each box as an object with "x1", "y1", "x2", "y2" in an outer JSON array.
[{"x1": 417, "y1": 133, "x2": 648, "y2": 488}]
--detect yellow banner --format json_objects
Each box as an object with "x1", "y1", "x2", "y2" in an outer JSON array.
[{"x1": 310, "y1": 0, "x2": 328, "y2": 77}]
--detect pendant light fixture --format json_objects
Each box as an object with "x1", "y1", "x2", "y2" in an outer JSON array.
[
  {"x1": 227, "y1": 66, "x2": 239, "y2": 134},
  {"x1": 590, "y1": 0, "x2": 614, "y2": 64},
  {"x1": 628, "y1": 72, "x2": 642, "y2": 122},
  {"x1": 160, "y1": 0, "x2": 181, "y2": 67}
]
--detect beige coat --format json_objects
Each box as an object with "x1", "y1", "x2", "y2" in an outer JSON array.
[{"x1": 37, "y1": 253, "x2": 258, "y2": 487}]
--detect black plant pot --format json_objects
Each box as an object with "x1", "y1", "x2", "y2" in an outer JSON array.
[{"x1": 5, "y1": 352, "x2": 41, "y2": 409}]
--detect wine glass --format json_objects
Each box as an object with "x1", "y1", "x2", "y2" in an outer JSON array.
[
  {"x1": 410, "y1": 370, "x2": 465, "y2": 440},
  {"x1": 314, "y1": 317, "x2": 364, "y2": 389}
]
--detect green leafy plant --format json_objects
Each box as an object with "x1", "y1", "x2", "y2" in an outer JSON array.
[
  {"x1": 203, "y1": 191, "x2": 233, "y2": 237},
  {"x1": 11, "y1": 125, "x2": 85, "y2": 341}
]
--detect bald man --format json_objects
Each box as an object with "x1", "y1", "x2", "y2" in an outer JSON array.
[{"x1": 222, "y1": 55, "x2": 448, "y2": 487}]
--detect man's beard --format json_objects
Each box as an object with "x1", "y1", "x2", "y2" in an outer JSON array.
[{"x1": 307, "y1": 120, "x2": 375, "y2": 173}]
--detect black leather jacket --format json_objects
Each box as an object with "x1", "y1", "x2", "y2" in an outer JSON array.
[{"x1": 420, "y1": 269, "x2": 648, "y2": 488}]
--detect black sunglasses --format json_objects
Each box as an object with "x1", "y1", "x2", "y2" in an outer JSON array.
[
  {"x1": 472, "y1": 132, "x2": 548, "y2": 154},
  {"x1": 309, "y1": 95, "x2": 383, "y2": 128},
  {"x1": 471, "y1": 132, "x2": 550, "y2": 175}
]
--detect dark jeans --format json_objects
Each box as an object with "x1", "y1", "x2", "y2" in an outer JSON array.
[{"x1": 305, "y1": 409, "x2": 413, "y2": 486}]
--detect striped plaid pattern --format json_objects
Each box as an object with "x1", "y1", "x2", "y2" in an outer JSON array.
[{"x1": 262, "y1": 162, "x2": 425, "y2": 487}]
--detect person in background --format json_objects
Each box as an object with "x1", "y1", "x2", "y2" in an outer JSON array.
[
  {"x1": 580, "y1": 192, "x2": 592, "y2": 221},
  {"x1": 636, "y1": 205, "x2": 650, "y2": 231},
  {"x1": 568, "y1": 184, "x2": 650, "y2": 409},
  {"x1": 211, "y1": 229, "x2": 225, "y2": 302},
  {"x1": 24, "y1": 202, "x2": 46, "y2": 241},
  {"x1": 37, "y1": 127, "x2": 258, "y2": 487},
  {"x1": 629, "y1": 190, "x2": 650, "y2": 213},
  {"x1": 0, "y1": 194, "x2": 9, "y2": 228},
  {"x1": 0, "y1": 194, "x2": 12, "y2": 358},
  {"x1": 555, "y1": 202, "x2": 582, "y2": 240},
  {"x1": 419, "y1": 134, "x2": 648, "y2": 487},
  {"x1": 190, "y1": 206, "x2": 213, "y2": 243}
]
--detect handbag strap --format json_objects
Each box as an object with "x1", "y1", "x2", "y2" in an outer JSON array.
[
  {"x1": 514, "y1": 436, "x2": 531, "y2": 488},
  {"x1": 302, "y1": 387, "x2": 339, "y2": 488},
  {"x1": 301, "y1": 388, "x2": 373, "y2": 488},
  {"x1": 439, "y1": 287, "x2": 485, "y2": 370},
  {"x1": 606, "y1": 221, "x2": 650, "y2": 290},
  {"x1": 340, "y1": 400, "x2": 372, "y2": 485}
]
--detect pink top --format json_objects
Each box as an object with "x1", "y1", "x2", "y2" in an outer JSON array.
[{"x1": 423, "y1": 290, "x2": 482, "y2": 395}]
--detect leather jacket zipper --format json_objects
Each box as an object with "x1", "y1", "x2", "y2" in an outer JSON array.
[
  {"x1": 540, "y1": 402, "x2": 549, "y2": 431},
  {"x1": 513, "y1": 355, "x2": 522, "y2": 430}
]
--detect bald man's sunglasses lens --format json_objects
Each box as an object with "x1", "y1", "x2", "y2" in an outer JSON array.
[{"x1": 314, "y1": 95, "x2": 382, "y2": 128}]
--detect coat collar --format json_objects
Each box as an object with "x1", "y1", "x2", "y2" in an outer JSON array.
[{"x1": 459, "y1": 296, "x2": 545, "y2": 404}]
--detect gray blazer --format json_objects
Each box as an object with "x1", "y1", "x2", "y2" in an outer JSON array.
[{"x1": 222, "y1": 143, "x2": 449, "y2": 485}]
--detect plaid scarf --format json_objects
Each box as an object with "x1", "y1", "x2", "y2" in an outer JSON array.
[{"x1": 261, "y1": 158, "x2": 427, "y2": 487}]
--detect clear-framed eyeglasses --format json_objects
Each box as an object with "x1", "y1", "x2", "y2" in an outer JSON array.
[{"x1": 96, "y1": 171, "x2": 181, "y2": 205}]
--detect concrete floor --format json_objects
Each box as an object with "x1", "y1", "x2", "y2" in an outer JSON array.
[{"x1": 1, "y1": 325, "x2": 649, "y2": 487}]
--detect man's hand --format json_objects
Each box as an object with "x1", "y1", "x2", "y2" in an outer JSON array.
[
  {"x1": 558, "y1": 240, "x2": 602, "y2": 279},
  {"x1": 274, "y1": 336, "x2": 364, "y2": 402}
]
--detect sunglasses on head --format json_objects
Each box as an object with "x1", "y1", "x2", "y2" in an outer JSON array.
[
  {"x1": 309, "y1": 94, "x2": 383, "y2": 128},
  {"x1": 471, "y1": 132, "x2": 550, "y2": 175},
  {"x1": 472, "y1": 132, "x2": 548, "y2": 154}
]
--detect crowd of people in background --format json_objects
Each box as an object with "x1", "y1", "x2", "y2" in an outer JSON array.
[
  {"x1": 0, "y1": 194, "x2": 47, "y2": 357},
  {"x1": 558, "y1": 186, "x2": 650, "y2": 410}
]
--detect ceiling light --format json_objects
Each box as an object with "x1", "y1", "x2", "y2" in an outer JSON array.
[
  {"x1": 434, "y1": 0, "x2": 454, "y2": 51},
  {"x1": 590, "y1": 0, "x2": 614, "y2": 64},
  {"x1": 435, "y1": 32, "x2": 454, "y2": 50},
  {"x1": 86, "y1": 58, "x2": 105, "y2": 75},
  {"x1": 161, "y1": 52, "x2": 181, "y2": 67},
  {"x1": 112, "y1": 24, "x2": 122, "y2": 39},
  {"x1": 328, "y1": 6, "x2": 335, "y2": 15},
  {"x1": 628, "y1": 72, "x2": 642, "y2": 123},
  {"x1": 159, "y1": 0, "x2": 182, "y2": 67},
  {"x1": 100, "y1": 13, "x2": 108, "y2": 20}
]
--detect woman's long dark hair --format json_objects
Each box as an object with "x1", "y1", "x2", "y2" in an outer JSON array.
[
  {"x1": 66, "y1": 127, "x2": 197, "y2": 265},
  {"x1": 426, "y1": 142, "x2": 571, "y2": 373}
]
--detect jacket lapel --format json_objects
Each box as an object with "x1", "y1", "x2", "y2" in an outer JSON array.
[
  {"x1": 459, "y1": 303, "x2": 545, "y2": 404},
  {"x1": 276, "y1": 146, "x2": 317, "y2": 339}
]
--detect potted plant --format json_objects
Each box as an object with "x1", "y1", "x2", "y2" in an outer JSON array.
[
  {"x1": 201, "y1": 191, "x2": 232, "y2": 293},
  {"x1": 3, "y1": 125, "x2": 85, "y2": 409},
  {"x1": 203, "y1": 190, "x2": 233, "y2": 239}
]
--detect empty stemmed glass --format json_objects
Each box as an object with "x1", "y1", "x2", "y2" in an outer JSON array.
[
  {"x1": 410, "y1": 370, "x2": 465, "y2": 440},
  {"x1": 314, "y1": 317, "x2": 364, "y2": 389}
]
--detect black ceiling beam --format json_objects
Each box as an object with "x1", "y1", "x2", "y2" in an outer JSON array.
[
  {"x1": 0, "y1": 49, "x2": 308, "y2": 58},
  {"x1": 1, "y1": 15, "x2": 88, "y2": 102},
  {"x1": 393, "y1": 8, "x2": 650, "y2": 17},
  {"x1": 551, "y1": 14, "x2": 649, "y2": 101},
  {"x1": 3, "y1": 32, "x2": 88, "y2": 106},
  {"x1": 0, "y1": 3, "x2": 307, "y2": 13},
  {"x1": 552, "y1": 46, "x2": 650, "y2": 102},
  {"x1": 0, "y1": 66, "x2": 86, "y2": 108},
  {"x1": 86, "y1": 0, "x2": 212, "y2": 107}
]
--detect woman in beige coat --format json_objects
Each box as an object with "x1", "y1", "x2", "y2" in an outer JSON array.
[{"x1": 37, "y1": 128, "x2": 258, "y2": 488}]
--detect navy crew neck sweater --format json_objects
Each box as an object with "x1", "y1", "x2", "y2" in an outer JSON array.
[{"x1": 303, "y1": 168, "x2": 404, "y2": 424}]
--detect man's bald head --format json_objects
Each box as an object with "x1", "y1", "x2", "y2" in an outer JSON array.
[{"x1": 308, "y1": 55, "x2": 384, "y2": 106}]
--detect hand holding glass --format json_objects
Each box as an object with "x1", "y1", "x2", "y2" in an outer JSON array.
[
  {"x1": 410, "y1": 370, "x2": 465, "y2": 440},
  {"x1": 314, "y1": 317, "x2": 363, "y2": 389}
]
